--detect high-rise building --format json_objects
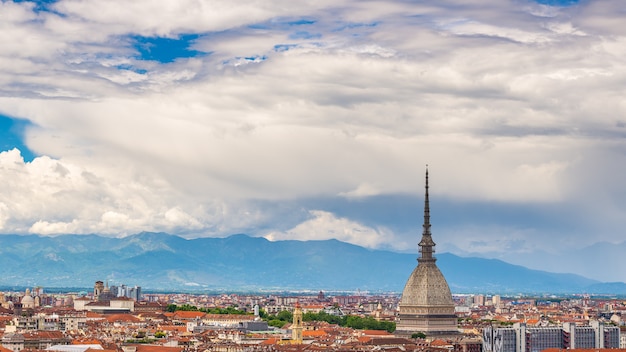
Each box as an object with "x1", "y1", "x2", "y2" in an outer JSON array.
[
  {"x1": 492, "y1": 295, "x2": 501, "y2": 308},
  {"x1": 483, "y1": 322, "x2": 621, "y2": 352},
  {"x1": 128, "y1": 286, "x2": 141, "y2": 301},
  {"x1": 474, "y1": 295, "x2": 485, "y2": 306},
  {"x1": 396, "y1": 167, "x2": 458, "y2": 336}
]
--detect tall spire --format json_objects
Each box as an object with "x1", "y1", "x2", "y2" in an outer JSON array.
[
  {"x1": 424, "y1": 166, "x2": 430, "y2": 233},
  {"x1": 418, "y1": 165, "x2": 436, "y2": 263}
]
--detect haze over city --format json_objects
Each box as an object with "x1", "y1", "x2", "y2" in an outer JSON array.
[{"x1": 1, "y1": 0, "x2": 626, "y2": 284}]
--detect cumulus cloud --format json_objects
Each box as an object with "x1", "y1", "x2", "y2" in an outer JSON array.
[
  {"x1": 0, "y1": 148, "x2": 246, "y2": 236},
  {"x1": 264, "y1": 210, "x2": 396, "y2": 249},
  {"x1": 0, "y1": 202, "x2": 9, "y2": 229}
]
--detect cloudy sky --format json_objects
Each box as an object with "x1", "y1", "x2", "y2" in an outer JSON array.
[{"x1": 1, "y1": 0, "x2": 626, "y2": 282}]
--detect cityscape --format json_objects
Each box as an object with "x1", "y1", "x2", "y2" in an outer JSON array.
[{"x1": 0, "y1": 269, "x2": 625, "y2": 352}]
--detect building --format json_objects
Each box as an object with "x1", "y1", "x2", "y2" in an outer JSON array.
[
  {"x1": 93, "y1": 281, "x2": 104, "y2": 300},
  {"x1": 396, "y1": 167, "x2": 458, "y2": 336},
  {"x1": 1, "y1": 331, "x2": 70, "y2": 352},
  {"x1": 112, "y1": 285, "x2": 142, "y2": 301},
  {"x1": 73, "y1": 296, "x2": 92, "y2": 311},
  {"x1": 291, "y1": 303, "x2": 303, "y2": 344},
  {"x1": 21, "y1": 289, "x2": 36, "y2": 310},
  {"x1": 200, "y1": 314, "x2": 256, "y2": 328},
  {"x1": 563, "y1": 322, "x2": 596, "y2": 349},
  {"x1": 134, "y1": 301, "x2": 167, "y2": 313},
  {"x1": 492, "y1": 295, "x2": 501, "y2": 308},
  {"x1": 482, "y1": 322, "x2": 621, "y2": 352},
  {"x1": 9, "y1": 313, "x2": 87, "y2": 332},
  {"x1": 543, "y1": 349, "x2": 626, "y2": 352}
]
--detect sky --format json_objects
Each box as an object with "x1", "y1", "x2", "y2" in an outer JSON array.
[{"x1": 1, "y1": 0, "x2": 626, "y2": 282}]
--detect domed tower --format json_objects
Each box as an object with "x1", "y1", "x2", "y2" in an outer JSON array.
[
  {"x1": 21, "y1": 288, "x2": 35, "y2": 309},
  {"x1": 396, "y1": 167, "x2": 458, "y2": 336}
]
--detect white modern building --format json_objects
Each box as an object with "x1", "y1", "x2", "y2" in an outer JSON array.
[{"x1": 483, "y1": 322, "x2": 620, "y2": 352}]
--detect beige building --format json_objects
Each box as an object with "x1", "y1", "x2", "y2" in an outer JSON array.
[
  {"x1": 73, "y1": 296, "x2": 92, "y2": 311},
  {"x1": 21, "y1": 289, "x2": 36, "y2": 310},
  {"x1": 110, "y1": 296, "x2": 135, "y2": 312},
  {"x1": 396, "y1": 168, "x2": 458, "y2": 336}
]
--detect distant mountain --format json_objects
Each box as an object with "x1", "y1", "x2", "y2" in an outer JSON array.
[
  {"x1": 451, "y1": 241, "x2": 626, "y2": 281},
  {"x1": 464, "y1": 240, "x2": 626, "y2": 284},
  {"x1": 0, "y1": 232, "x2": 622, "y2": 294}
]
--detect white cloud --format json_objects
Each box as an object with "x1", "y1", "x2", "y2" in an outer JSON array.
[
  {"x1": 442, "y1": 19, "x2": 554, "y2": 44},
  {"x1": 101, "y1": 211, "x2": 131, "y2": 228},
  {"x1": 339, "y1": 183, "x2": 382, "y2": 198},
  {"x1": 51, "y1": 0, "x2": 328, "y2": 37},
  {"x1": 0, "y1": 149, "x2": 212, "y2": 235},
  {"x1": 164, "y1": 207, "x2": 203, "y2": 230},
  {"x1": 29, "y1": 220, "x2": 81, "y2": 235},
  {"x1": 264, "y1": 210, "x2": 395, "y2": 249},
  {"x1": 0, "y1": 202, "x2": 9, "y2": 229},
  {"x1": 1, "y1": 0, "x2": 626, "y2": 280}
]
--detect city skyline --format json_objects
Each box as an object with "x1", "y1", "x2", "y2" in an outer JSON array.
[
  {"x1": 0, "y1": 281, "x2": 623, "y2": 351},
  {"x1": 1, "y1": 0, "x2": 626, "y2": 283}
]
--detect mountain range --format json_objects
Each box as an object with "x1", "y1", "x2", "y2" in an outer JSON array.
[{"x1": 0, "y1": 232, "x2": 623, "y2": 294}]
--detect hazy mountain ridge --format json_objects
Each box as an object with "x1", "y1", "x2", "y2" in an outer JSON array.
[
  {"x1": 452, "y1": 240, "x2": 626, "y2": 284},
  {"x1": 0, "y1": 232, "x2": 623, "y2": 294}
]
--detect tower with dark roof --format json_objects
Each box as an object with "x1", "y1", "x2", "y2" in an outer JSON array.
[{"x1": 396, "y1": 167, "x2": 458, "y2": 336}]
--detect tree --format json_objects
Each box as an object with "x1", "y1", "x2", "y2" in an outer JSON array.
[
  {"x1": 268, "y1": 319, "x2": 286, "y2": 328},
  {"x1": 259, "y1": 309, "x2": 269, "y2": 319},
  {"x1": 345, "y1": 316, "x2": 364, "y2": 329},
  {"x1": 411, "y1": 332, "x2": 426, "y2": 339},
  {"x1": 343, "y1": 316, "x2": 395, "y2": 332},
  {"x1": 277, "y1": 310, "x2": 293, "y2": 322},
  {"x1": 263, "y1": 310, "x2": 394, "y2": 333},
  {"x1": 176, "y1": 304, "x2": 199, "y2": 311},
  {"x1": 201, "y1": 306, "x2": 248, "y2": 315}
]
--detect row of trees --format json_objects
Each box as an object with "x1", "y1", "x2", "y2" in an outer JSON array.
[
  {"x1": 166, "y1": 304, "x2": 395, "y2": 333},
  {"x1": 264, "y1": 310, "x2": 396, "y2": 333}
]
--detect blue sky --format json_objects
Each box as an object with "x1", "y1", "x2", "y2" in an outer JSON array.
[
  {"x1": 1, "y1": 0, "x2": 626, "y2": 283},
  {"x1": 132, "y1": 34, "x2": 202, "y2": 63},
  {"x1": 0, "y1": 115, "x2": 36, "y2": 162}
]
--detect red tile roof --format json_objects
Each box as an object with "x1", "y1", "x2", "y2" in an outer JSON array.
[
  {"x1": 71, "y1": 338, "x2": 102, "y2": 345},
  {"x1": 23, "y1": 331, "x2": 65, "y2": 339},
  {"x1": 105, "y1": 314, "x2": 141, "y2": 323},
  {"x1": 86, "y1": 312, "x2": 105, "y2": 318},
  {"x1": 261, "y1": 338, "x2": 281, "y2": 345},
  {"x1": 431, "y1": 339, "x2": 450, "y2": 347},
  {"x1": 303, "y1": 330, "x2": 327, "y2": 337},
  {"x1": 363, "y1": 330, "x2": 393, "y2": 336},
  {"x1": 172, "y1": 311, "x2": 206, "y2": 319},
  {"x1": 159, "y1": 325, "x2": 187, "y2": 332},
  {"x1": 132, "y1": 345, "x2": 183, "y2": 352}
]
